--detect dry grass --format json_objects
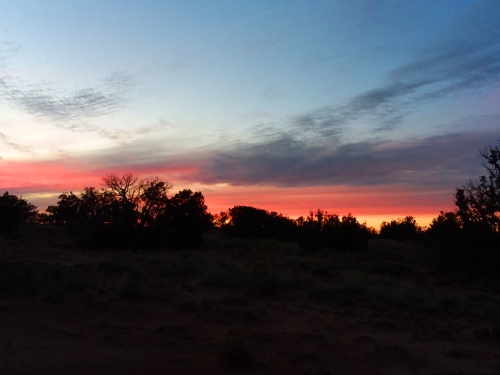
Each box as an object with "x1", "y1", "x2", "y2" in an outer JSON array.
[{"x1": 2, "y1": 227, "x2": 500, "y2": 374}]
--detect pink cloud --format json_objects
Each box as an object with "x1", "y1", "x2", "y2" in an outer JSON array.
[{"x1": 0, "y1": 159, "x2": 199, "y2": 192}]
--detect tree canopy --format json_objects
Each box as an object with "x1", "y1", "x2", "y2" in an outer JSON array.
[
  {"x1": 44, "y1": 174, "x2": 215, "y2": 248},
  {"x1": 455, "y1": 144, "x2": 500, "y2": 233},
  {"x1": 0, "y1": 191, "x2": 38, "y2": 233},
  {"x1": 380, "y1": 216, "x2": 423, "y2": 241}
]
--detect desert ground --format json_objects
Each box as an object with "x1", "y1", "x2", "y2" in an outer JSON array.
[{"x1": 1, "y1": 225, "x2": 500, "y2": 374}]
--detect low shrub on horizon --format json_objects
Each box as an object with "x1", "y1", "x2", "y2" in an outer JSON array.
[
  {"x1": 296, "y1": 210, "x2": 373, "y2": 253},
  {"x1": 379, "y1": 216, "x2": 423, "y2": 241}
]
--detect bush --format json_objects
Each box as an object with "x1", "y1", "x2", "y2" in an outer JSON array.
[
  {"x1": 380, "y1": 216, "x2": 423, "y2": 241},
  {"x1": 297, "y1": 210, "x2": 371, "y2": 253},
  {"x1": 0, "y1": 192, "x2": 37, "y2": 233},
  {"x1": 425, "y1": 212, "x2": 500, "y2": 278},
  {"x1": 221, "y1": 205, "x2": 297, "y2": 240},
  {"x1": 455, "y1": 144, "x2": 500, "y2": 233}
]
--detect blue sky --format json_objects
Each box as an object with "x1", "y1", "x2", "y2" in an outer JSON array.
[{"x1": 1, "y1": 0, "x2": 499, "y2": 227}]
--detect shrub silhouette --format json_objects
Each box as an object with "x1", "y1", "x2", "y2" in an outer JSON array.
[
  {"x1": 227, "y1": 206, "x2": 268, "y2": 238},
  {"x1": 455, "y1": 144, "x2": 500, "y2": 232},
  {"x1": 0, "y1": 192, "x2": 38, "y2": 233},
  {"x1": 379, "y1": 216, "x2": 423, "y2": 241},
  {"x1": 221, "y1": 205, "x2": 296, "y2": 240},
  {"x1": 297, "y1": 210, "x2": 371, "y2": 253},
  {"x1": 426, "y1": 211, "x2": 500, "y2": 278}
]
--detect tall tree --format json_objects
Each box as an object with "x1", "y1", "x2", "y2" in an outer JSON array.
[
  {"x1": 137, "y1": 177, "x2": 172, "y2": 227},
  {"x1": 156, "y1": 189, "x2": 213, "y2": 246},
  {"x1": 101, "y1": 173, "x2": 172, "y2": 227},
  {"x1": 455, "y1": 144, "x2": 500, "y2": 232}
]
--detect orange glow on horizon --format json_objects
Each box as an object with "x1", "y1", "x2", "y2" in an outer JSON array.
[
  {"x1": 1, "y1": 159, "x2": 455, "y2": 230},
  {"x1": 199, "y1": 185, "x2": 454, "y2": 229}
]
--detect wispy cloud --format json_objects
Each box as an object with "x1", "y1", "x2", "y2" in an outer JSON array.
[
  {"x1": 290, "y1": 106, "x2": 344, "y2": 140},
  {"x1": 0, "y1": 40, "x2": 22, "y2": 66},
  {"x1": 0, "y1": 67, "x2": 137, "y2": 141},
  {"x1": 8, "y1": 86, "x2": 122, "y2": 121},
  {"x1": 0, "y1": 40, "x2": 133, "y2": 127},
  {"x1": 288, "y1": 2, "x2": 500, "y2": 136},
  {"x1": 102, "y1": 71, "x2": 135, "y2": 90},
  {"x1": 0, "y1": 132, "x2": 33, "y2": 154},
  {"x1": 53, "y1": 118, "x2": 170, "y2": 144},
  {"x1": 1, "y1": 73, "x2": 131, "y2": 123}
]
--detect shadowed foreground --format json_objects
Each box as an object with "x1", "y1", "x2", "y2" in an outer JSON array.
[{"x1": 1, "y1": 225, "x2": 500, "y2": 374}]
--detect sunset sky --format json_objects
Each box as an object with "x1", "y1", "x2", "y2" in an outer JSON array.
[{"x1": 1, "y1": 1, "x2": 499, "y2": 228}]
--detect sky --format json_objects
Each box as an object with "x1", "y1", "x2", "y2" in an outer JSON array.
[{"x1": 1, "y1": 0, "x2": 499, "y2": 228}]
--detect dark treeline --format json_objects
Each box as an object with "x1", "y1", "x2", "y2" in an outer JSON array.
[
  {"x1": 215, "y1": 206, "x2": 373, "y2": 252},
  {"x1": 1, "y1": 179, "x2": 373, "y2": 253},
  {"x1": 1, "y1": 143, "x2": 500, "y2": 281},
  {"x1": 42, "y1": 173, "x2": 213, "y2": 248}
]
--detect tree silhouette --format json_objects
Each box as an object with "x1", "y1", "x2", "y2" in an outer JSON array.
[
  {"x1": 100, "y1": 174, "x2": 172, "y2": 229},
  {"x1": 101, "y1": 173, "x2": 141, "y2": 207},
  {"x1": 46, "y1": 192, "x2": 81, "y2": 225},
  {"x1": 455, "y1": 144, "x2": 500, "y2": 232},
  {"x1": 137, "y1": 177, "x2": 171, "y2": 227},
  {"x1": 226, "y1": 206, "x2": 270, "y2": 238},
  {"x1": 46, "y1": 174, "x2": 172, "y2": 248},
  {"x1": 425, "y1": 144, "x2": 500, "y2": 279},
  {"x1": 0, "y1": 192, "x2": 37, "y2": 233},
  {"x1": 380, "y1": 216, "x2": 423, "y2": 241},
  {"x1": 155, "y1": 189, "x2": 213, "y2": 246},
  {"x1": 297, "y1": 210, "x2": 371, "y2": 252},
  {"x1": 47, "y1": 188, "x2": 115, "y2": 225},
  {"x1": 221, "y1": 205, "x2": 296, "y2": 240}
]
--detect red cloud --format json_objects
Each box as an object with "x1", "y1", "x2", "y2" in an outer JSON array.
[{"x1": 0, "y1": 159, "x2": 198, "y2": 193}]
